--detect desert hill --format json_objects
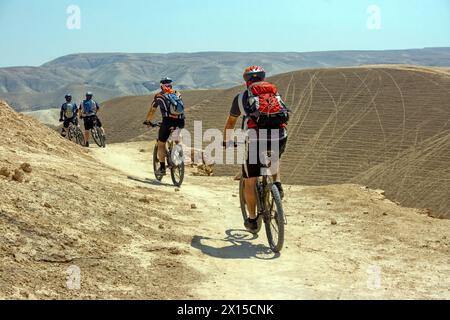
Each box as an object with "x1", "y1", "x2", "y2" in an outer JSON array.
[
  {"x1": 0, "y1": 101, "x2": 199, "y2": 299},
  {"x1": 2, "y1": 48, "x2": 450, "y2": 111},
  {"x1": 100, "y1": 65, "x2": 450, "y2": 218}
]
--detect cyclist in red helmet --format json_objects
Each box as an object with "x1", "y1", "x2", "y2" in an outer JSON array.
[{"x1": 223, "y1": 66, "x2": 289, "y2": 232}]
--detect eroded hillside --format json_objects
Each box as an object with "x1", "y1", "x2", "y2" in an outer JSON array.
[
  {"x1": 101, "y1": 65, "x2": 450, "y2": 218},
  {"x1": 0, "y1": 101, "x2": 199, "y2": 299}
]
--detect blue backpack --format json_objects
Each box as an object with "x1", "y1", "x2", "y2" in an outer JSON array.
[
  {"x1": 82, "y1": 99, "x2": 97, "y2": 116},
  {"x1": 165, "y1": 93, "x2": 184, "y2": 116}
]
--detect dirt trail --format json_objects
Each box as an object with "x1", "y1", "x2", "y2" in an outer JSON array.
[{"x1": 91, "y1": 142, "x2": 450, "y2": 300}]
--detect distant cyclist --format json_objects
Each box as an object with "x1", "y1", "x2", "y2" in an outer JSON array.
[
  {"x1": 59, "y1": 94, "x2": 79, "y2": 137},
  {"x1": 80, "y1": 92, "x2": 104, "y2": 148},
  {"x1": 223, "y1": 66, "x2": 289, "y2": 232},
  {"x1": 144, "y1": 77, "x2": 185, "y2": 176}
]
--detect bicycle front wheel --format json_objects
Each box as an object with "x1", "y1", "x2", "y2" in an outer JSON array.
[
  {"x1": 264, "y1": 184, "x2": 285, "y2": 253},
  {"x1": 169, "y1": 143, "x2": 185, "y2": 187},
  {"x1": 170, "y1": 162, "x2": 185, "y2": 187},
  {"x1": 75, "y1": 128, "x2": 85, "y2": 146},
  {"x1": 67, "y1": 127, "x2": 75, "y2": 143}
]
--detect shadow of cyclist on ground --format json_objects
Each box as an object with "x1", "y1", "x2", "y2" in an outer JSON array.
[
  {"x1": 191, "y1": 229, "x2": 280, "y2": 260},
  {"x1": 127, "y1": 175, "x2": 174, "y2": 187}
]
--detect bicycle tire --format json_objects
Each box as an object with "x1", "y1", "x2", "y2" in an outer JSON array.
[
  {"x1": 100, "y1": 130, "x2": 106, "y2": 148},
  {"x1": 264, "y1": 184, "x2": 285, "y2": 253},
  {"x1": 67, "y1": 127, "x2": 74, "y2": 142},
  {"x1": 75, "y1": 128, "x2": 85, "y2": 146},
  {"x1": 169, "y1": 144, "x2": 185, "y2": 187},
  {"x1": 91, "y1": 127, "x2": 103, "y2": 147},
  {"x1": 170, "y1": 161, "x2": 185, "y2": 187}
]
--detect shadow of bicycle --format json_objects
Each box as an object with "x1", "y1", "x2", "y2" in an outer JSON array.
[
  {"x1": 127, "y1": 175, "x2": 174, "y2": 187},
  {"x1": 191, "y1": 229, "x2": 280, "y2": 260}
]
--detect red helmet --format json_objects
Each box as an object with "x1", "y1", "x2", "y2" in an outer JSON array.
[{"x1": 243, "y1": 66, "x2": 266, "y2": 82}]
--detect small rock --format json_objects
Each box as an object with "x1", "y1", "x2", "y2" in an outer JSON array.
[
  {"x1": 20, "y1": 163, "x2": 32, "y2": 173},
  {"x1": 191, "y1": 204, "x2": 197, "y2": 210},
  {"x1": 139, "y1": 197, "x2": 150, "y2": 203},
  {"x1": 12, "y1": 169, "x2": 24, "y2": 183},
  {"x1": 139, "y1": 149, "x2": 146, "y2": 153},
  {"x1": 175, "y1": 188, "x2": 180, "y2": 192},
  {"x1": 169, "y1": 248, "x2": 182, "y2": 255},
  {"x1": 158, "y1": 224, "x2": 164, "y2": 230},
  {"x1": 43, "y1": 202, "x2": 52, "y2": 209},
  {"x1": 13, "y1": 252, "x2": 27, "y2": 263},
  {"x1": 232, "y1": 194, "x2": 237, "y2": 198},
  {"x1": 331, "y1": 218, "x2": 337, "y2": 225},
  {"x1": 0, "y1": 167, "x2": 11, "y2": 177},
  {"x1": 327, "y1": 202, "x2": 332, "y2": 206},
  {"x1": 363, "y1": 211, "x2": 369, "y2": 215},
  {"x1": 382, "y1": 212, "x2": 388, "y2": 216}
]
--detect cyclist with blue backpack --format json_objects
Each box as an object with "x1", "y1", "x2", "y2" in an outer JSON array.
[
  {"x1": 80, "y1": 92, "x2": 104, "y2": 148},
  {"x1": 144, "y1": 77, "x2": 185, "y2": 176},
  {"x1": 59, "y1": 94, "x2": 79, "y2": 137}
]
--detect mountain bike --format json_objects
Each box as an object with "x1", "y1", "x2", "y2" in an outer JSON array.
[
  {"x1": 67, "y1": 121, "x2": 85, "y2": 146},
  {"x1": 150, "y1": 122, "x2": 185, "y2": 187},
  {"x1": 91, "y1": 116, "x2": 106, "y2": 148},
  {"x1": 239, "y1": 150, "x2": 286, "y2": 253}
]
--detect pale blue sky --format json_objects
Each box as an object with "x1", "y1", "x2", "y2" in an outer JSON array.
[{"x1": 0, "y1": 0, "x2": 449, "y2": 67}]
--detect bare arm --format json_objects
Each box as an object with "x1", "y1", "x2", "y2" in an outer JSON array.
[
  {"x1": 223, "y1": 115, "x2": 238, "y2": 143},
  {"x1": 145, "y1": 100, "x2": 158, "y2": 123}
]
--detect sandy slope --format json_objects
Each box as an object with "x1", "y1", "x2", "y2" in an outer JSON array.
[{"x1": 91, "y1": 142, "x2": 450, "y2": 300}]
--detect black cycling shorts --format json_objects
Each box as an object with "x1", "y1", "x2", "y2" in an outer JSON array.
[
  {"x1": 158, "y1": 117, "x2": 185, "y2": 143},
  {"x1": 63, "y1": 116, "x2": 78, "y2": 128},
  {"x1": 242, "y1": 134, "x2": 288, "y2": 179},
  {"x1": 83, "y1": 115, "x2": 102, "y2": 131}
]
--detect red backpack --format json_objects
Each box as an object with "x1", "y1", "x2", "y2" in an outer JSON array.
[{"x1": 241, "y1": 81, "x2": 289, "y2": 129}]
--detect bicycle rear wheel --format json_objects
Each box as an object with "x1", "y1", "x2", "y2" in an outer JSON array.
[
  {"x1": 239, "y1": 177, "x2": 263, "y2": 234},
  {"x1": 153, "y1": 143, "x2": 164, "y2": 182},
  {"x1": 264, "y1": 184, "x2": 285, "y2": 252},
  {"x1": 75, "y1": 127, "x2": 85, "y2": 146}
]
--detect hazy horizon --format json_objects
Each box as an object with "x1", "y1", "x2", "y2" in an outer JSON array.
[{"x1": 2, "y1": 47, "x2": 450, "y2": 69}]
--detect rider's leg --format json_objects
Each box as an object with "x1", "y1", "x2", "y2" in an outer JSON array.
[
  {"x1": 96, "y1": 117, "x2": 105, "y2": 135},
  {"x1": 271, "y1": 136, "x2": 288, "y2": 198},
  {"x1": 61, "y1": 119, "x2": 69, "y2": 137},
  {"x1": 157, "y1": 119, "x2": 172, "y2": 169},
  {"x1": 244, "y1": 177, "x2": 258, "y2": 219},
  {"x1": 84, "y1": 130, "x2": 90, "y2": 144},
  {"x1": 157, "y1": 141, "x2": 167, "y2": 163}
]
